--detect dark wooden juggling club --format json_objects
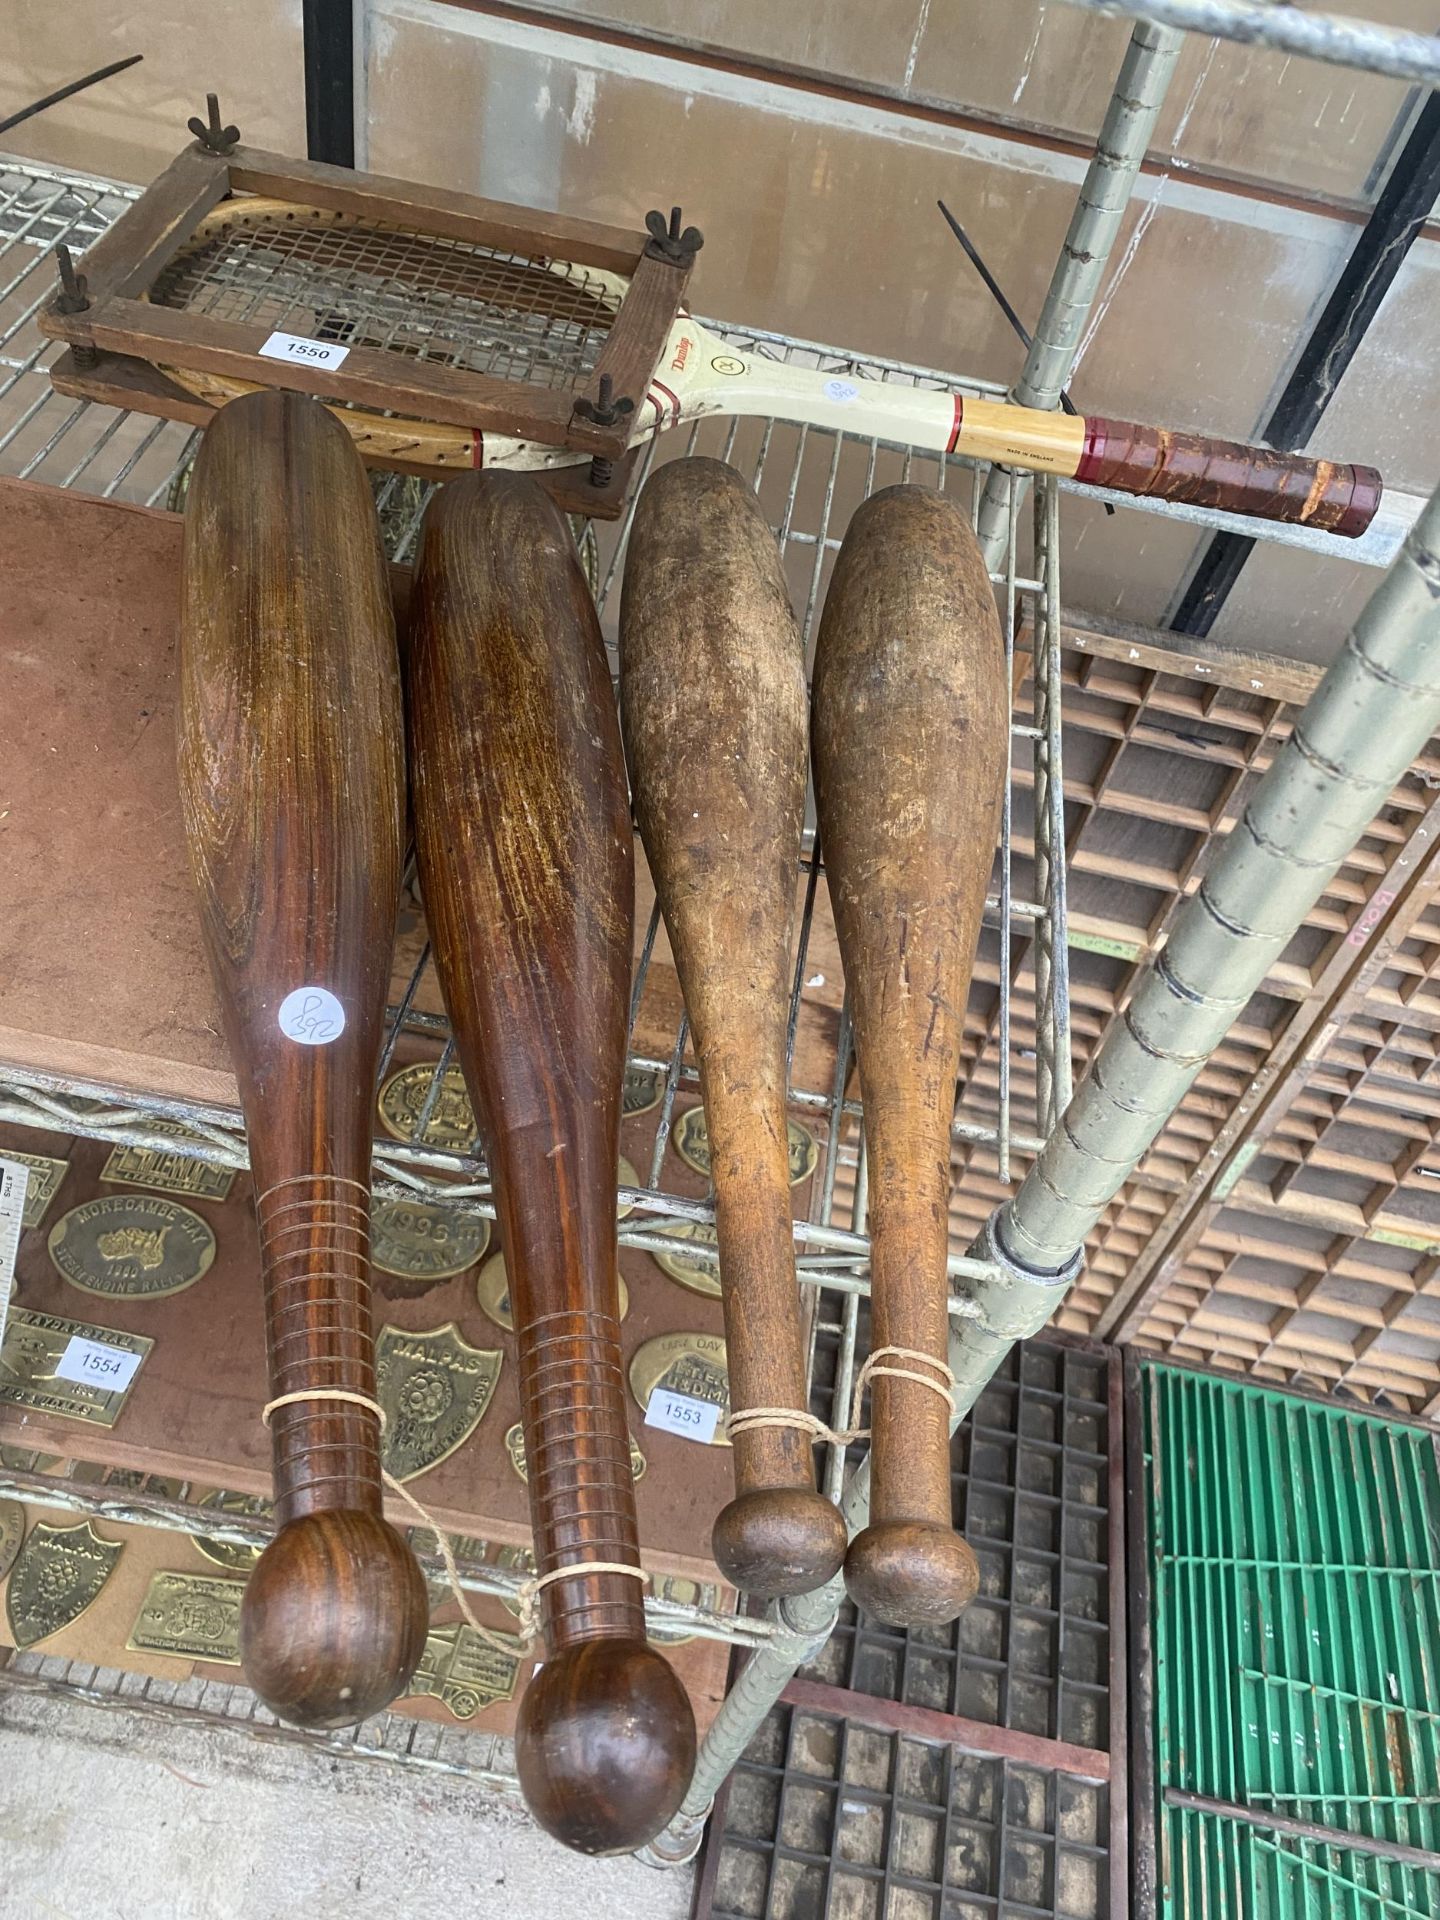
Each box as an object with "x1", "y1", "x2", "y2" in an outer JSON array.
[
  {"x1": 177, "y1": 391, "x2": 428, "y2": 1726},
  {"x1": 811, "y1": 486, "x2": 1009, "y2": 1630},
  {"x1": 620, "y1": 458, "x2": 847, "y2": 1597},
  {"x1": 406, "y1": 471, "x2": 695, "y2": 1855}
]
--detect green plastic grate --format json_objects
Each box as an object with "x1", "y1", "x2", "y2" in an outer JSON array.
[
  {"x1": 1166, "y1": 1802, "x2": 1437, "y2": 1920},
  {"x1": 1141, "y1": 1363, "x2": 1440, "y2": 1912}
]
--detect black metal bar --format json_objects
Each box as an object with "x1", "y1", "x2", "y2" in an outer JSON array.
[
  {"x1": 1163, "y1": 1789, "x2": 1440, "y2": 1874},
  {"x1": 302, "y1": 0, "x2": 355, "y2": 167},
  {"x1": 1172, "y1": 92, "x2": 1440, "y2": 637},
  {"x1": 0, "y1": 55, "x2": 143, "y2": 139}
]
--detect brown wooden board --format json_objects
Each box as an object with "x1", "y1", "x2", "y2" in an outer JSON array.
[
  {"x1": 224, "y1": 146, "x2": 648, "y2": 276},
  {"x1": 53, "y1": 143, "x2": 230, "y2": 314},
  {"x1": 0, "y1": 1123, "x2": 733, "y2": 1587},
  {"x1": 47, "y1": 347, "x2": 640, "y2": 518}
]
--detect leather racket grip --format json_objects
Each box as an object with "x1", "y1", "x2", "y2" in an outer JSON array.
[
  {"x1": 1074, "y1": 415, "x2": 1381, "y2": 536},
  {"x1": 255, "y1": 1173, "x2": 383, "y2": 1524},
  {"x1": 520, "y1": 1309, "x2": 646, "y2": 1646}
]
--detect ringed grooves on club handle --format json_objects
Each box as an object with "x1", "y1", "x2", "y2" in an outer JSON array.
[
  {"x1": 405, "y1": 470, "x2": 694, "y2": 1855},
  {"x1": 620, "y1": 457, "x2": 847, "y2": 1597},
  {"x1": 176, "y1": 390, "x2": 427, "y2": 1728},
  {"x1": 811, "y1": 485, "x2": 1008, "y2": 1630}
]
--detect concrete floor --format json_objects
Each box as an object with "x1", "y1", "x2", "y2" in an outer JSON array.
[{"x1": 0, "y1": 1688, "x2": 696, "y2": 1920}]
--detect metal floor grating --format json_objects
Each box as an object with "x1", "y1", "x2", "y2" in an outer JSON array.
[
  {"x1": 695, "y1": 1336, "x2": 1124, "y2": 1920},
  {"x1": 710, "y1": 1704, "x2": 1110, "y2": 1920},
  {"x1": 1133, "y1": 1358, "x2": 1440, "y2": 1916},
  {"x1": 803, "y1": 1342, "x2": 1112, "y2": 1755}
]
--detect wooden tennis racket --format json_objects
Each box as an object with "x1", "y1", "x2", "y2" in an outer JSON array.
[{"x1": 49, "y1": 151, "x2": 1379, "y2": 536}]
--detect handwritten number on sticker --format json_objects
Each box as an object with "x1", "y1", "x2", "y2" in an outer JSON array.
[{"x1": 277, "y1": 986, "x2": 347, "y2": 1046}]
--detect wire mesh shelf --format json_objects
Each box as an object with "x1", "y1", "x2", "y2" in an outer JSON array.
[{"x1": 0, "y1": 156, "x2": 1071, "y2": 1699}]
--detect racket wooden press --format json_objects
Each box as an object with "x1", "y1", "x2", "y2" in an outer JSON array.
[{"x1": 39, "y1": 96, "x2": 701, "y2": 519}]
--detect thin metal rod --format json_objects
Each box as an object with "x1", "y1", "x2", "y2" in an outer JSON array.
[
  {"x1": 975, "y1": 18, "x2": 1183, "y2": 568},
  {"x1": 936, "y1": 200, "x2": 1078, "y2": 416},
  {"x1": 0, "y1": 55, "x2": 143, "y2": 138},
  {"x1": 1052, "y1": 0, "x2": 1440, "y2": 84},
  {"x1": 1164, "y1": 1789, "x2": 1440, "y2": 1874},
  {"x1": 953, "y1": 474, "x2": 1440, "y2": 1412}
]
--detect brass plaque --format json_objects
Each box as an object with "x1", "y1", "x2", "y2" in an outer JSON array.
[
  {"x1": 672, "y1": 1106, "x2": 818, "y2": 1185},
  {"x1": 372, "y1": 1195, "x2": 490, "y2": 1282},
  {"x1": 649, "y1": 1573, "x2": 723, "y2": 1647},
  {"x1": 2, "y1": 1151, "x2": 69, "y2": 1230},
  {"x1": 0, "y1": 1308, "x2": 152, "y2": 1428},
  {"x1": 5, "y1": 1518, "x2": 122, "y2": 1648},
  {"x1": 193, "y1": 1489, "x2": 271, "y2": 1573},
  {"x1": 127, "y1": 1569, "x2": 245, "y2": 1664},
  {"x1": 648, "y1": 1219, "x2": 722, "y2": 1299},
  {"x1": 405, "y1": 1622, "x2": 521, "y2": 1720},
  {"x1": 101, "y1": 1138, "x2": 235, "y2": 1202},
  {"x1": 623, "y1": 1065, "x2": 664, "y2": 1116},
  {"x1": 628, "y1": 1331, "x2": 731, "y2": 1447},
  {"x1": 503, "y1": 1420, "x2": 645, "y2": 1484},
  {"x1": 48, "y1": 1196, "x2": 217, "y2": 1299},
  {"x1": 0, "y1": 1499, "x2": 24, "y2": 1582},
  {"x1": 376, "y1": 1322, "x2": 502, "y2": 1482},
  {"x1": 476, "y1": 1251, "x2": 628, "y2": 1333},
  {"x1": 378, "y1": 1063, "x2": 477, "y2": 1153}
]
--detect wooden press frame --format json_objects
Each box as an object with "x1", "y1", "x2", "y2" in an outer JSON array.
[{"x1": 38, "y1": 136, "x2": 696, "y2": 465}]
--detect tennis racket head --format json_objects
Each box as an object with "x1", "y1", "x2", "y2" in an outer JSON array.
[
  {"x1": 43, "y1": 140, "x2": 695, "y2": 493},
  {"x1": 149, "y1": 199, "x2": 627, "y2": 393}
]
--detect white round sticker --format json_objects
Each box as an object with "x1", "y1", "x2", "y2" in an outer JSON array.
[
  {"x1": 822, "y1": 378, "x2": 860, "y2": 405},
  {"x1": 277, "y1": 987, "x2": 347, "y2": 1046}
]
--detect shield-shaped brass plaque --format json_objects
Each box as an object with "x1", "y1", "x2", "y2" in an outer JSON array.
[
  {"x1": 375, "y1": 1322, "x2": 502, "y2": 1482},
  {"x1": 0, "y1": 1499, "x2": 24, "y2": 1582},
  {"x1": 5, "y1": 1518, "x2": 123, "y2": 1648},
  {"x1": 672, "y1": 1105, "x2": 817, "y2": 1185}
]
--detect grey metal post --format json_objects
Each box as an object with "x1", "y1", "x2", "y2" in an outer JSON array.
[
  {"x1": 1052, "y1": 1, "x2": 1440, "y2": 85},
  {"x1": 974, "y1": 20, "x2": 1182, "y2": 570},
  {"x1": 953, "y1": 475, "x2": 1440, "y2": 1401}
]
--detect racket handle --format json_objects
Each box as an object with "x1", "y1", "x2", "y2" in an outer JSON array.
[{"x1": 1074, "y1": 417, "x2": 1380, "y2": 536}]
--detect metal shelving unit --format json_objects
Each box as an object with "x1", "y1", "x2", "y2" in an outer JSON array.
[{"x1": 0, "y1": 155, "x2": 1071, "y2": 1826}]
